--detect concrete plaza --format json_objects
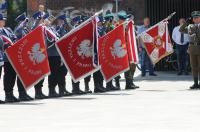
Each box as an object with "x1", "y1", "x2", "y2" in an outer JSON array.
[{"x1": 0, "y1": 70, "x2": 199, "y2": 132}]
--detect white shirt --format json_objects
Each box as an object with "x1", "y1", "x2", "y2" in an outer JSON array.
[{"x1": 172, "y1": 25, "x2": 189, "y2": 45}]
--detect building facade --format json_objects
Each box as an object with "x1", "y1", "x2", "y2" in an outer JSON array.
[{"x1": 27, "y1": 0, "x2": 146, "y2": 24}]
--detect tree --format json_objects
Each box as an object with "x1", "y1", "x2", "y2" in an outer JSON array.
[{"x1": 7, "y1": 0, "x2": 27, "y2": 29}]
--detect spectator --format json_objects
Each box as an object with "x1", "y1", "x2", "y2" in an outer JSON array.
[
  {"x1": 172, "y1": 18, "x2": 189, "y2": 75},
  {"x1": 138, "y1": 17, "x2": 157, "y2": 77}
]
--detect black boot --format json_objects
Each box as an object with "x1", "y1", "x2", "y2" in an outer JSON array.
[
  {"x1": 5, "y1": 92, "x2": 20, "y2": 103},
  {"x1": 49, "y1": 87, "x2": 60, "y2": 98},
  {"x1": 94, "y1": 82, "x2": 107, "y2": 93},
  {"x1": 84, "y1": 81, "x2": 92, "y2": 94},
  {"x1": 72, "y1": 82, "x2": 86, "y2": 95},
  {"x1": 59, "y1": 87, "x2": 72, "y2": 97},
  {"x1": 190, "y1": 77, "x2": 199, "y2": 90},
  {"x1": 125, "y1": 79, "x2": 137, "y2": 90},
  {"x1": 35, "y1": 87, "x2": 48, "y2": 99},
  {"x1": 19, "y1": 91, "x2": 34, "y2": 101},
  {"x1": 106, "y1": 81, "x2": 120, "y2": 91}
]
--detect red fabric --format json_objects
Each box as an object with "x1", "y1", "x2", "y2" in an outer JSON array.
[
  {"x1": 126, "y1": 21, "x2": 139, "y2": 64},
  {"x1": 98, "y1": 24, "x2": 129, "y2": 82},
  {"x1": 56, "y1": 21, "x2": 97, "y2": 82},
  {"x1": 140, "y1": 21, "x2": 173, "y2": 64},
  {"x1": 5, "y1": 26, "x2": 50, "y2": 89}
]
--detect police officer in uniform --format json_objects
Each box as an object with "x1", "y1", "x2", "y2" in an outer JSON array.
[
  {"x1": 70, "y1": 15, "x2": 90, "y2": 94},
  {"x1": 117, "y1": 11, "x2": 139, "y2": 90},
  {"x1": 44, "y1": 14, "x2": 72, "y2": 97},
  {"x1": 31, "y1": 11, "x2": 48, "y2": 99},
  {"x1": 103, "y1": 11, "x2": 120, "y2": 91},
  {"x1": 0, "y1": 14, "x2": 19, "y2": 102},
  {"x1": 93, "y1": 16, "x2": 108, "y2": 93},
  {"x1": 14, "y1": 13, "x2": 35, "y2": 101},
  {"x1": 54, "y1": 14, "x2": 72, "y2": 96},
  {"x1": 180, "y1": 11, "x2": 200, "y2": 89}
]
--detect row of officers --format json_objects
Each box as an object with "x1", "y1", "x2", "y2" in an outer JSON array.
[{"x1": 0, "y1": 10, "x2": 139, "y2": 104}]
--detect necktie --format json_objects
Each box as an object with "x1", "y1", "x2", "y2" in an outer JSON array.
[{"x1": 180, "y1": 33, "x2": 184, "y2": 44}]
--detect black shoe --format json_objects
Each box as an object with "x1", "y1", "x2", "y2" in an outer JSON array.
[
  {"x1": 149, "y1": 73, "x2": 157, "y2": 76},
  {"x1": 0, "y1": 100, "x2": 5, "y2": 104},
  {"x1": 106, "y1": 85, "x2": 120, "y2": 91},
  {"x1": 85, "y1": 89, "x2": 93, "y2": 94},
  {"x1": 94, "y1": 85, "x2": 107, "y2": 93},
  {"x1": 19, "y1": 92, "x2": 34, "y2": 101},
  {"x1": 125, "y1": 83, "x2": 138, "y2": 90},
  {"x1": 190, "y1": 84, "x2": 200, "y2": 90},
  {"x1": 59, "y1": 90, "x2": 72, "y2": 97},
  {"x1": 132, "y1": 83, "x2": 140, "y2": 89},
  {"x1": 48, "y1": 91, "x2": 60, "y2": 98},
  {"x1": 177, "y1": 71, "x2": 183, "y2": 76},
  {"x1": 5, "y1": 93, "x2": 20, "y2": 103},
  {"x1": 35, "y1": 92, "x2": 48, "y2": 99}
]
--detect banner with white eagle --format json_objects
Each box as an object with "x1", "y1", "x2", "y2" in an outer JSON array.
[
  {"x1": 56, "y1": 20, "x2": 98, "y2": 83},
  {"x1": 5, "y1": 26, "x2": 50, "y2": 89},
  {"x1": 98, "y1": 24, "x2": 129, "y2": 82},
  {"x1": 138, "y1": 21, "x2": 173, "y2": 64}
]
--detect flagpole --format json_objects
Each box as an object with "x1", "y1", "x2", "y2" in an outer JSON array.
[
  {"x1": 57, "y1": 10, "x2": 103, "y2": 44},
  {"x1": 137, "y1": 12, "x2": 176, "y2": 38}
]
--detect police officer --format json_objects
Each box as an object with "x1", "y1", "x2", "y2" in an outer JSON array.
[
  {"x1": 70, "y1": 15, "x2": 91, "y2": 94},
  {"x1": 55, "y1": 14, "x2": 72, "y2": 96},
  {"x1": 103, "y1": 11, "x2": 120, "y2": 91},
  {"x1": 0, "y1": 14, "x2": 19, "y2": 102},
  {"x1": 117, "y1": 11, "x2": 139, "y2": 90},
  {"x1": 93, "y1": 16, "x2": 108, "y2": 93},
  {"x1": 44, "y1": 14, "x2": 72, "y2": 97},
  {"x1": 31, "y1": 11, "x2": 48, "y2": 99},
  {"x1": 14, "y1": 13, "x2": 35, "y2": 101},
  {"x1": 180, "y1": 11, "x2": 200, "y2": 89}
]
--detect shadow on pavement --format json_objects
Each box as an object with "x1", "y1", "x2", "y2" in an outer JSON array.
[
  {"x1": 93, "y1": 93, "x2": 132, "y2": 96},
  {"x1": 119, "y1": 72, "x2": 192, "y2": 82},
  {"x1": 138, "y1": 90, "x2": 169, "y2": 92},
  {"x1": 59, "y1": 97, "x2": 96, "y2": 100},
  {"x1": 1, "y1": 102, "x2": 44, "y2": 105}
]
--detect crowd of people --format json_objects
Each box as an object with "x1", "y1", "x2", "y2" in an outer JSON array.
[
  {"x1": 0, "y1": 4, "x2": 199, "y2": 104},
  {"x1": 0, "y1": 5, "x2": 141, "y2": 104}
]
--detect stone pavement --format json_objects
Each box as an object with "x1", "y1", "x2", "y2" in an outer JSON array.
[{"x1": 0, "y1": 70, "x2": 200, "y2": 132}]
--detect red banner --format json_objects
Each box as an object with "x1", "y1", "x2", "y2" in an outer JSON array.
[
  {"x1": 99, "y1": 24, "x2": 129, "y2": 82},
  {"x1": 139, "y1": 21, "x2": 173, "y2": 64},
  {"x1": 5, "y1": 26, "x2": 50, "y2": 89},
  {"x1": 126, "y1": 21, "x2": 139, "y2": 64},
  {"x1": 56, "y1": 20, "x2": 97, "y2": 82}
]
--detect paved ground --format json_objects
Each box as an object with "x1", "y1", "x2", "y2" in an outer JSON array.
[{"x1": 0, "y1": 70, "x2": 200, "y2": 132}]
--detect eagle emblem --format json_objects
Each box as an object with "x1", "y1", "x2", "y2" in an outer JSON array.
[
  {"x1": 77, "y1": 40, "x2": 93, "y2": 59},
  {"x1": 110, "y1": 39, "x2": 127, "y2": 59},
  {"x1": 28, "y1": 43, "x2": 46, "y2": 65}
]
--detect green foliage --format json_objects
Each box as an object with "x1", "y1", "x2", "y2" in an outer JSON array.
[{"x1": 6, "y1": 0, "x2": 27, "y2": 29}]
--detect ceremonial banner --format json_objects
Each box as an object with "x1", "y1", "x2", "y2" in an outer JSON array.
[
  {"x1": 5, "y1": 26, "x2": 50, "y2": 89},
  {"x1": 99, "y1": 24, "x2": 129, "y2": 82},
  {"x1": 139, "y1": 21, "x2": 173, "y2": 64},
  {"x1": 92, "y1": 17, "x2": 99, "y2": 67},
  {"x1": 56, "y1": 20, "x2": 98, "y2": 82},
  {"x1": 126, "y1": 21, "x2": 139, "y2": 64},
  {"x1": 0, "y1": 34, "x2": 13, "y2": 66}
]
